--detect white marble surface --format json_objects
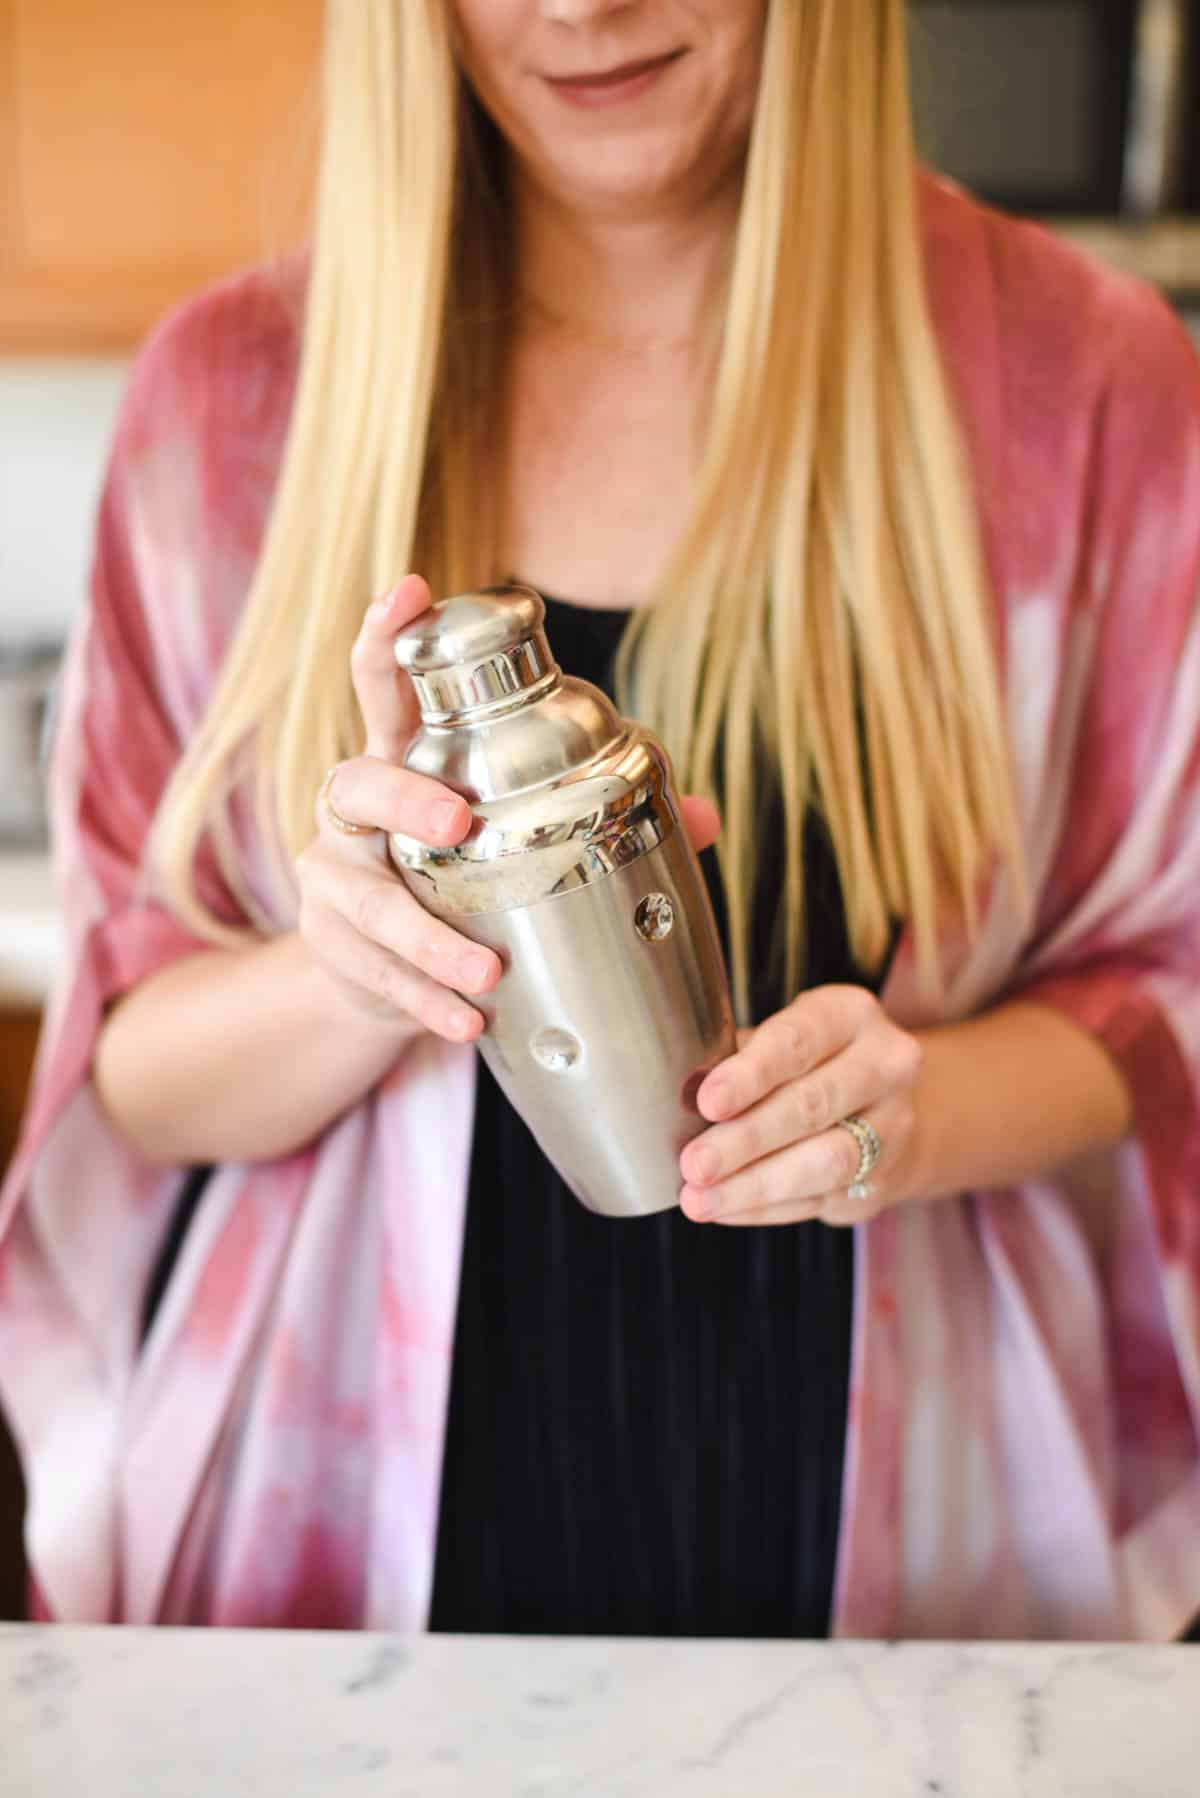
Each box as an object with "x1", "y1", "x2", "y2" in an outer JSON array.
[{"x1": 2, "y1": 1627, "x2": 1198, "y2": 1797}]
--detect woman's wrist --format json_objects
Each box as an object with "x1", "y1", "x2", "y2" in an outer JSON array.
[
  {"x1": 903, "y1": 1000, "x2": 1133, "y2": 1205},
  {"x1": 290, "y1": 929, "x2": 426, "y2": 1057},
  {"x1": 94, "y1": 928, "x2": 428, "y2": 1165}
]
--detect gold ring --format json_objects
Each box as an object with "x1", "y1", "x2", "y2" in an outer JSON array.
[
  {"x1": 838, "y1": 1114, "x2": 882, "y2": 1190},
  {"x1": 320, "y1": 764, "x2": 376, "y2": 837}
]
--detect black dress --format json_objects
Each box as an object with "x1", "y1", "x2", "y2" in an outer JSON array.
[{"x1": 429, "y1": 596, "x2": 885, "y2": 1639}]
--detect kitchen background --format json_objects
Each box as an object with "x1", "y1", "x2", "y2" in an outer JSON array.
[{"x1": 2, "y1": 0, "x2": 1200, "y2": 1617}]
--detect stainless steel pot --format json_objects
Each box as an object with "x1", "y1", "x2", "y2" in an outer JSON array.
[{"x1": 388, "y1": 585, "x2": 737, "y2": 1219}]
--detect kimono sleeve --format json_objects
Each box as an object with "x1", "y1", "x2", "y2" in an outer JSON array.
[
  {"x1": 0, "y1": 299, "x2": 261, "y2": 1619},
  {"x1": 12, "y1": 312, "x2": 253, "y2": 1176},
  {"x1": 1014, "y1": 287, "x2": 1200, "y2": 1287}
]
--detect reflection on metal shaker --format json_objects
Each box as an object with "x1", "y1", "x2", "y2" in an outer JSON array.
[{"x1": 388, "y1": 585, "x2": 737, "y2": 1218}]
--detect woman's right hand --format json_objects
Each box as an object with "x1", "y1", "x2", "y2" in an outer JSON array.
[{"x1": 295, "y1": 574, "x2": 501, "y2": 1045}]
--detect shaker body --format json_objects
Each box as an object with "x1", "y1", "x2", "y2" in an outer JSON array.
[{"x1": 437, "y1": 825, "x2": 732, "y2": 1217}]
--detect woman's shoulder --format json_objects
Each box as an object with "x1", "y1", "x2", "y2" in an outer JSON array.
[
  {"x1": 919, "y1": 172, "x2": 1200, "y2": 595},
  {"x1": 918, "y1": 170, "x2": 1195, "y2": 397},
  {"x1": 115, "y1": 255, "x2": 306, "y2": 504},
  {"x1": 94, "y1": 258, "x2": 307, "y2": 705},
  {"x1": 133, "y1": 253, "x2": 305, "y2": 398},
  {"x1": 110, "y1": 255, "x2": 304, "y2": 572}
]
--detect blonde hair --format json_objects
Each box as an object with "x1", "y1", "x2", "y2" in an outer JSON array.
[{"x1": 152, "y1": 0, "x2": 1025, "y2": 1015}]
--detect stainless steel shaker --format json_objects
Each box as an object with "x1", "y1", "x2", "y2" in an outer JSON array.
[{"x1": 388, "y1": 584, "x2": 737, "y2": 1219}]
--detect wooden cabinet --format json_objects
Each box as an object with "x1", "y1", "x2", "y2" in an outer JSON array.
[
  {"x1": 0, "y1": 0, "x2": 322, "y2": 353},
  {"x1": 0, "y1": 1007, "x2": 39, "y2": 1173}
]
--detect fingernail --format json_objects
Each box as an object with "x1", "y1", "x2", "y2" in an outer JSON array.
[
  {"x1": 684, "y1": 1143, "x2": 717, "y2": 1185},
  {"x1": 701, "y1": 1077, "x2": 733, "y2": 1119},
  {"x1": 431, "y1": 798, "x2": 465, "y2": 837},
  {"x1": 461, "y1": 953, "x2": 495, "y2": 992},
  {"x1": 368, "y1": 591, "x2": 393, "y2": 621},
  {"x1": 683, "y1": 1184, "x2": 722, "y2": 1220},
  {"x1": 449, "y1": 1006, "x2": 479, "y2": 1041}
]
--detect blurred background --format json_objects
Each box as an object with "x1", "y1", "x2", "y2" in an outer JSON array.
[{"x1": 1, "y1": 0, "x2": 1200, "y2": 1617}]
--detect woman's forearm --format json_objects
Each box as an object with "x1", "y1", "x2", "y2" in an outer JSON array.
[
  {"x1": 906, "y1": 999, "x2": 1134, "y2": 1203},
  {"x1": 93, "y1": 932, "x2": 420, "y2": 1165}
]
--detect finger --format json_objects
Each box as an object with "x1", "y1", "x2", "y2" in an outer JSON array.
[
  {"x1": 303, "y1": 846, "x2": 502, "y2": 996},
  {"x1": 314, "y1": 904, "x2": 486, "y2": 1044},
  {"x1": 351, "y1": 575, "x2": 434, "y2": 761},
  {"x1": 679, "y1": 1108, "x2": 876, "y2": 1220},
  {"x1": 679, "y1": 794, "x2": 721, "y2": 856},
  {"x1": 696, "y1": 986, "x2": 875, "y2": 1123},
  {"x1": 320, "y1": 756, "x2": 472, "y2": 847},
  {"x1": 810, "y1": 1183, "x2": 889, "y2": 1229},
  {"x1": 698, "y1": 1189, "x2": 885, "y2": 1229},
  {"x1": 680, "y1": 1045, "x2": 876, "y2": 1189},
  {"x1": 684, "y1": 1195, "x2": 825, "y2": 1229}
]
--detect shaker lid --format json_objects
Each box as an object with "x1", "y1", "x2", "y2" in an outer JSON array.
[{"x1": 393, "y1": 584, "x2": 556, "y2": 721}]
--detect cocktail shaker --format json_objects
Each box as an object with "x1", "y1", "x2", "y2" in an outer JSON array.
[{"x1": 388, "y1": 584, "x2": 737, "y2": 1219}]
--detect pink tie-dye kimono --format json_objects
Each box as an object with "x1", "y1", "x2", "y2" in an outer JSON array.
[{"x1": 3, "y1": 176, "x2": 1200, "y2": 1638}]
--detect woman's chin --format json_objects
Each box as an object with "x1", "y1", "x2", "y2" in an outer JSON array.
[{"x1": 524, "y1": 135, "x2": 721, "y2": 218}]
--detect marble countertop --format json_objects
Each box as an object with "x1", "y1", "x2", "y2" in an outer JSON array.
[{"x1": 2, "y1": 1626, "x2": 1198, "y2": 1796}]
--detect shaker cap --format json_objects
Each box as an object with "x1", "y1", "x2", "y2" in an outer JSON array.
[{"x1": 393, "y1": 584, "x2": 556, "y2": 721}]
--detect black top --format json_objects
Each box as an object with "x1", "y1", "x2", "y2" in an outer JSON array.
[{"x1": 429, "y1": 596, "x2": 883, "y2": 1639}]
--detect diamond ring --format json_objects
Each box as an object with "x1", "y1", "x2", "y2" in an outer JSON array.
[{"x1": 838, "y1": 1114, "x2": 882, "y2": 1196}]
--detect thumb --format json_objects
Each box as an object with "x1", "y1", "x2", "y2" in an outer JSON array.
[
  {"x1": 350, "y1": 574, "x2": 434, "y2": 761},
  {"x1": 679, "y1": 793, "x2": 721, "y2": 856}
]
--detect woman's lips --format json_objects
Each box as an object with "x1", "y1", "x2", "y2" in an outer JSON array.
[{"x1": 545, "y1": 49, "x2": 685, "y2": 109}]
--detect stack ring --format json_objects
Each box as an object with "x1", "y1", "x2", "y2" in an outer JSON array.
[
  {"x1": 320, "y1": 763, "x2": 376, "y2": 837},
  {"x1": 838, "y1": 1114, "x2": 882, "y2": 1202}
]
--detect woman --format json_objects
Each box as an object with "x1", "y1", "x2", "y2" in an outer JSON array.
[{"x1": 2, "y1": 0, "x2": 1199, "y2": 1638}]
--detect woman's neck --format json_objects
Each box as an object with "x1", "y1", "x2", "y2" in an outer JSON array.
[{"x1": 511, "y1": 163, "x2": 742, "y2": 352}]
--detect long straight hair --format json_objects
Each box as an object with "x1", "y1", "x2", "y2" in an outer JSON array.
[{"x1": 151, "y1": 0, "x2": 1025, "y2": 1015}]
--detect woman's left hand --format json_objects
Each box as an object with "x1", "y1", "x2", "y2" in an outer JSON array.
[{"x1": 678, "y1": 986, "x2": 924, "y2": 1227}]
